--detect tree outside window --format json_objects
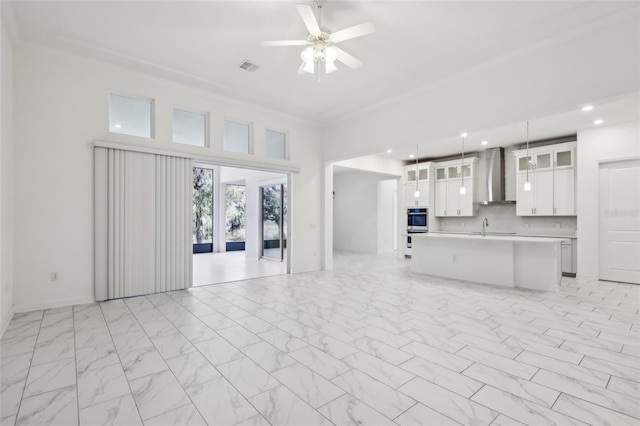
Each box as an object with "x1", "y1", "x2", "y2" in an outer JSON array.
[
  {"x1": 226, "y1": 185, "x2": 246, "y2": 242},
  {"x1": 193, "y1": 168, "x2": 213, "y2": 244}
]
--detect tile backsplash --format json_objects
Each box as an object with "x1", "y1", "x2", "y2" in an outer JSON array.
[{"x1": 436, "y1": 204, "x2": 576, "y2": 236}]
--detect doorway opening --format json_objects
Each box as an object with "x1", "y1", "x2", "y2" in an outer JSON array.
[{"x1": 192, "y1": 164, "x2": 289, "y2": 286}]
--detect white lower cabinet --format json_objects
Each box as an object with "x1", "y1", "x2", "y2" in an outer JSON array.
[{"x1": 561, "y1": 239, "x2": 577, "y2": 276}]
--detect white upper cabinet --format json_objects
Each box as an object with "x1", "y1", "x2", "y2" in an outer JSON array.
[
  {"x1": 405, "y1": 163, "x2": 429, "y2": 184},
  {"x1": 405, "y1": 182, "x2": 429, "y2": 207},
  {"x1": 404, "y1": 162, "x2": 430, "y2": 207},
  {"x1": 554, "y1": 147, "x2": 575, "y2": 169},
  {"x1": 433, "y1": 158, "x2": 477, "y2": 217},
  {"x1": 553, "y1": 169, "x2": 575, "y2": 215},
  {"x1": 513, "y1": 141, "x2": 576, "y2": 216}
]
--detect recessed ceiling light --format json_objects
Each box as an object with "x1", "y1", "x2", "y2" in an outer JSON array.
[
  {"x1": 593, "y1": 119, "x2": 604, "y2": 125},
  {"x1": 481, "y1": 140, "x2": 488, "y2": 145},
  {"x1": 582, "y1": 105, "x2": 594, "y2": 112},
  {"x1": 409, "y1": 154, "x2": 415, "y2": 159},
  {"x1": 386, "y1": 149, "x2": 392, "y2": 153},
  {"x1": 114, "y1": 124, "x2": 122, "y2": 129},
  {"x1": 460, "y1": 132, "x2": 468, "y2": 137}
]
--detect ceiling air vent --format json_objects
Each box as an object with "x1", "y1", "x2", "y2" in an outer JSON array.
[{"x1": 239, "y1": 60, "x2": 260, "y2": 72}]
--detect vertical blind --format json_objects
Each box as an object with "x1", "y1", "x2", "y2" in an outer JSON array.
[{"x1": 94, "y1": 147, "x2": 192, "y2": 301}]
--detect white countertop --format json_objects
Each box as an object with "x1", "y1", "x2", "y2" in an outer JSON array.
[{"x1": 414, "y1": 233, "x2": 570, "y2": 243}]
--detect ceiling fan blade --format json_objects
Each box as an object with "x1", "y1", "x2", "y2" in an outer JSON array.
[
  {"x1": 260, "y1": 40, "x2": 309, "y2": 47},
  {"x1": 333, "y1": 47, "x2": 362, "y2": 70},
  {"x1": 330, "y1": 22, "x2": 376, "y2": 43},
  {"x1": 297, "y1": 3, "x2": 320, "y2": 34}
]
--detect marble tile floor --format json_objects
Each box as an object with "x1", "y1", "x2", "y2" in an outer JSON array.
[
  {"x1": 193, "y1": 251, "x2": 286, "y2": 286},
  {"x1": 1, "y1": 251, "x2": 639, "y2": 426}
]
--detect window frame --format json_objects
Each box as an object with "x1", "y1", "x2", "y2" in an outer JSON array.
[
  {"x1": 264, "y1": 128, "x2": 288, "y2": 160},
  {"x1": 223, "y1": 118, "x2": 253, "y2": 155},
  {"x1": 172, "y1": 107, "x2": 210, "y2": 148},
  {"x1": 108, "y1": 92, "x2": 155, "y2": 139}
]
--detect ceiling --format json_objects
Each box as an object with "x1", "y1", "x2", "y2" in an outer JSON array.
[
  {"x1": 386, "y1": 92, "x2": 640, "y2": 162},
  {"x1": 3, "y1": 1, "x2": 639, "y2": 159}
]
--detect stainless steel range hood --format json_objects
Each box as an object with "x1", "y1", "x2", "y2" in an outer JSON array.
[{"x1": 475, "y1": 147, "x2": 516, "y2": 205}]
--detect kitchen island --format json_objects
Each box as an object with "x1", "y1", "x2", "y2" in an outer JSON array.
[{"x1": 411, "y1": 233, "x2": 570, "y2": 291}]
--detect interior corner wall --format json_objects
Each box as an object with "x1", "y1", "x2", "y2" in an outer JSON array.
[
  {"x1": 0, "y1": 15, "x2": 14, "y2": 334},
  {"x1": 12, "y1": 43, "x2": 323, "y2": 311},
  {"x1": 333, "y1": 171, "x2": 380, "y2": 253},
  {"x1": 576, "y1": 120, "x2": 640, "y2": 280}
]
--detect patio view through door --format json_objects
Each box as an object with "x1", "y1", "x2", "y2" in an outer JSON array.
[{"x1": 261, "y1": 184, "x2": 286, "y2": 261}]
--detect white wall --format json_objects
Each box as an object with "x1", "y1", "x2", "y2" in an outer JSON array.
[
  {"x1": 12, "y1": 43, "x2": 323, "y2": 311},
  {"x1": 333, "y1": 171, "x2": 379, "y2": 253},
  {"x1": 334, "y1": 154, "x2": 404, "y2": 176},
  {"x1": 378, "y1": 179, "x2": 397, "y2": 253},
  {"x1": 323, "y1": 20, "x2": 639, "y2": 162},
  {"x1": 1, "y1": 12, "x2": 14, "y2": 333},
  {"x1": 576, "y1": 120, "x2": 640, "y2": 280}
]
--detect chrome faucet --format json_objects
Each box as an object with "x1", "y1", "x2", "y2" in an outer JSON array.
[{"x1": 482, "y1": 217, "x2": 489, "y2": 236}]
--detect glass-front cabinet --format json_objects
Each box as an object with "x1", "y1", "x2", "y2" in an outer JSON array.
[
  {"x1": 554, "y1": 147, "x2": 574, "y2": 169},
  {"x1": 513, "y1": 141, "x2": 576, "y2": 216},
  {"x1": 404, "y1": 162, "x2": 430, "y2": 207},
  {"x1": 404, "y1": 163, "x2": 429, "y2": 184},
  {"x1": 433, "y1": 158, "x2": 477, "y2": 217}
]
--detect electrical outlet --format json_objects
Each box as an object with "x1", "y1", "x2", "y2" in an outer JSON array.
[
  {"x1": 524, "y1": 223, "x2": 530, "y2": 229},
  {"x1": 51, "y1": 272, "x2": 59, "y2": 282},
  {"x1": 555, "y1": 223, "x2": 561, "y2": 229}
]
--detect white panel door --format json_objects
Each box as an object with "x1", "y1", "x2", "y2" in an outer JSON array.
[{"x1": 599, "y1": 160, "x2": 640, "y2": 284}]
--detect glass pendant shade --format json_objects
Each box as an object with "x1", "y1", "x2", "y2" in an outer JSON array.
[
  {"x1": 325, "y1": 47, "x2": 337, "y2": 73},
  {"x1": 459, "y1": 185, "x2": 466, "y2": 195},
  {"x1": 301, "y1": 47, "x2": 315, "y2": 74},
  {"x1": 523, "y1": 180, "x2": 532, "y2": 191},
  {"x1": 414, "y1": 189, "x2": 420, "y2": 198}
]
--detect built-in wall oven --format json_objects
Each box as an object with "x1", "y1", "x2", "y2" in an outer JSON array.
[{"x1": 406, "y1": 207, "x2": 428, "y2": 256}]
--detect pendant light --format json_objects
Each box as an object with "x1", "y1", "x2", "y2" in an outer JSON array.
[
  {"x1": 523, "y1": 120, "x2": 532, "y2": 191},
  {"x1": 459, "y1": 133, "x2": 467, "y2": 195},
  {"x1": 414, "y1": 144, "x2": 420, "y2": 198}
]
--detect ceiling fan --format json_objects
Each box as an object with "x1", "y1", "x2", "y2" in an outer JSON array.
[{"x1": 260, "y1": 3, "x2": 376, "y2": 76}]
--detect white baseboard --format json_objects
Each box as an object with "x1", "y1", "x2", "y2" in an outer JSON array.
[
  {"x1": 1, "y1": 307, "x2": 15, "y2": 338},
  {"x1": 13, "y1": 295, "x2": 96, "y2": 314}
]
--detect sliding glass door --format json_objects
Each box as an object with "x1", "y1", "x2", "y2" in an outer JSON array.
[{"x1": 261, "y1": 184, "x2": 286, "y2": 261}]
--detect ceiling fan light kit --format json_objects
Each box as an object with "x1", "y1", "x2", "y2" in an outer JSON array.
[{"x1": 261, "y1": 3, "x2": 375, "y2": 77}]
